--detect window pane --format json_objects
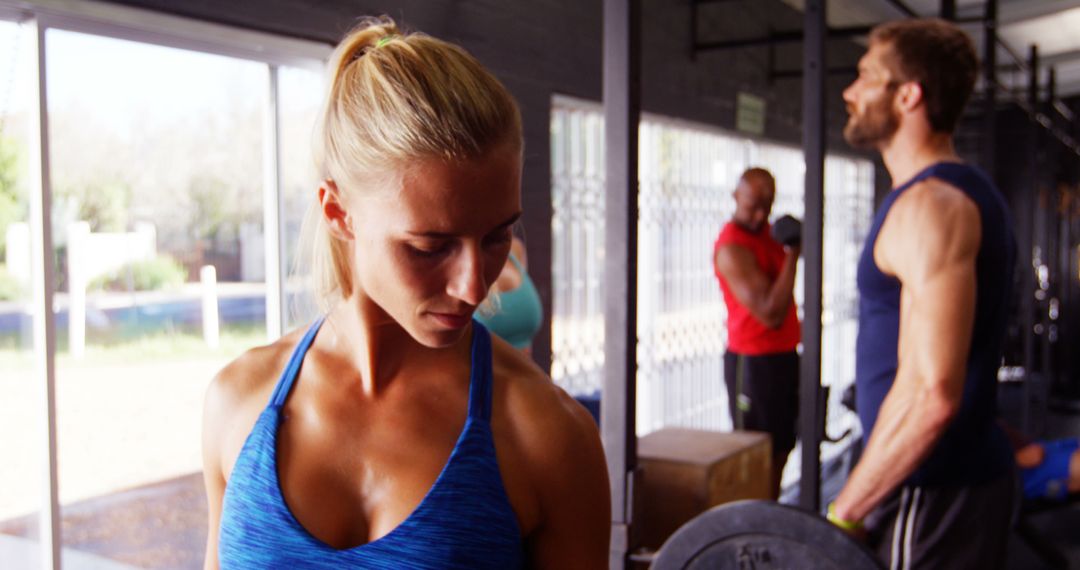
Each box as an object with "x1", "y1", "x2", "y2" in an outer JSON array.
[
  {"x1": 0, "y1": 19, "x2": 41, "y2": 568},
  {"x1": 280, "y1": 65, "x2": 322, "y2": 331},
  {"x1": 549, "y1": 97, "x2": 873, "y2": 474},
  {"x1": 47, "y1": 29, "x2": 268, "y2": 567}
]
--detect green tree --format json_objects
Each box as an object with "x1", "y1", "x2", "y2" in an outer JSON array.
[
  {"x1": 55, "y1": 178, "x2": 131, "y2": 233},
  {"x1": 187, "y1": 175, "x2": 230, "y2": 242}
]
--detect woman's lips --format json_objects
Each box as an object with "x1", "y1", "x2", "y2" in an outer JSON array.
[{"x1": 429, "y1": 311, "x2": 471, "y2": 329}]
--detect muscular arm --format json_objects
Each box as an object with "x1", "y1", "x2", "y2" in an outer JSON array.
[
  {"x1": 528, "y1": 394, "x2": 610, "y2": 569},
  {"x1": 714, "y1": 243, "x2": 799, "y2": 329},
  {"x1": 503, "y1": 367, "x2": 609, "y2": 569},
  {"x1": 201, "y1": 343, "x2": 285, "y2": 569},
  {"x1": 833, "y1": 181, "x2": 980, "y2": 522}
]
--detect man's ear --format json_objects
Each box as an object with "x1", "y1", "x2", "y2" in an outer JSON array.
[
  {"x1": 896, "y1": 81, "x2": 924, "y2": 113},
  {"x1": 318, "y1": 179, "x2": 355, "y2": 241}
]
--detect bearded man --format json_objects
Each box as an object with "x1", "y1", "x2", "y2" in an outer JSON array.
[{"x1": 827, "y1": 19, "x2": 1018, "y2": 570}]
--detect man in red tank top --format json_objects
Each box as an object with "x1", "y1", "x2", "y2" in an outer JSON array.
[{"x1": 713, "y1": 167, "x2": 801, "y2": 498}]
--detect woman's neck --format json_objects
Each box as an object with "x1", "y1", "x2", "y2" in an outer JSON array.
[{"x1": 320, "y1": 295, "x2": 470, "y2": 396}]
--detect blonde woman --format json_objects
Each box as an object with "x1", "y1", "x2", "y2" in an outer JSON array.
[{"x1": 201, "y1": 17, "x2": 609, "y2": 569}]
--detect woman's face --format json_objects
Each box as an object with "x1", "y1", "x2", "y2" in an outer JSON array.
[{"x1": 347, "y1": 144, "x2": 522, "y2": 348}]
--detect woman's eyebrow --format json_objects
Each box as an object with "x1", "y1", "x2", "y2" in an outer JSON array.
[
  {"x1": 492, "y1": 212, "x2": 522, "y2": 231},
  {"x1": 405, "y1": 212, "x2": 521, "y2": 238}
]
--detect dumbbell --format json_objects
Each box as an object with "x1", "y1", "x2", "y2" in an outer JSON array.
[{"x1": 771, "y1": 214, "x2": 802, "y2": 248}]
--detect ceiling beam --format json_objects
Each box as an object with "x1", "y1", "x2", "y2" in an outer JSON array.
[
  {"x1": 997, "y1": 0, "x2": 1080, "y2": 26},
  {"x1": 1010, "y1": 47, "x2": 1080, "y2": 69},
  {"x1": 693, "y1": 25, "x2": 871, "y2": 52},
  {"x1": 882, "y1": 0, "x2": 918, "y2": 18}
]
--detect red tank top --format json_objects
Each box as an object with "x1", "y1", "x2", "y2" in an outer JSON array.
[{"x1": 714, "y1": 221, "x2": 801, "y2": 355}]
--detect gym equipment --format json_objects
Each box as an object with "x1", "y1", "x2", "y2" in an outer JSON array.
[
  {"x1": 652, "y1": 500, "x2": 883, "y2": 570},
  {"x1": 771, "y1": 215, "x2": 802, "y2": 248},
  {"x1": 637, "y1": 429, "x2": 772, "y2": 550}
]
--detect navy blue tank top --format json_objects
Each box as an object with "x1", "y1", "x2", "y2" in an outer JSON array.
[
  {"x1": 855, "y1": 162, "x2": 1015, "y2": 486},
  {"x1": 218, "y1": 319, "x2": 524, "y2": 568}
]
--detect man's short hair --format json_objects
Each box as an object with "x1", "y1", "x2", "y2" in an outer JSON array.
[
  {"x1": 870, "y1": 18, "x2": 977, "y2": 134},
  {"x1": 740, "y1": 167, "x2": 775, "y2": 192}
]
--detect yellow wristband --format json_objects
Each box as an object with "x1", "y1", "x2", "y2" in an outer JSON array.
[{"x1": 827, "y1": 502, "x2": 863, "y2": 531}]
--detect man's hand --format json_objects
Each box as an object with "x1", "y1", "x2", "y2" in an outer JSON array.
[
  {"x1": 827, "y1": 502, "x2": 867, "y2": 541},
  {"x1": 771, "y1": 215, "x2": 802, "y2": 248},
  {"x1": 1016, "y1": 443, "x2": 1046, "y2": 469}
]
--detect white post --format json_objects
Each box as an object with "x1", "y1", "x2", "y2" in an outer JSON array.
[
  {"x1": 5, "y1": 221, "x2": 31, "y2": 288},
  {"x1": 201, "y1": 265, "x2": 219, "y2": 349},
  {"x1": 263, "y1": 64, "x2": 286, "y2": 340},
  {"x1": 67, "y1": 221, "x2": 89, "y2": 359},
  {"x1": 26, "y1": 17, "x2": 62, "y2": 569},
  {"x1": 134, "y1": 221, "x2": 157, "y2": 259}
]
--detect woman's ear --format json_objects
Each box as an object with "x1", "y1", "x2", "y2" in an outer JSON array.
[{"x1": 318, "y1": 179, "x2": 355, "y2": 241}]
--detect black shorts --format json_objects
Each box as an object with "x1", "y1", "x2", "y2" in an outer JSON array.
[
  {"x1": 864, "y1": 469, "x2": 1017, "y2": 570},
  {"x1": 723, "y1": 350, "x2": 799, "y2": 459}
]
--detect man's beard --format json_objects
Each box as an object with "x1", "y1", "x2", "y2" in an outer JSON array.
[{"x1": 843, "y1": 93, "x2": 899, "y2": 150}]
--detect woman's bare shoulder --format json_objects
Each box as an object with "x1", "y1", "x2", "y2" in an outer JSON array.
[
  {"x1": 203, "y1": 325, "x2": 311, "y2": 431},
  {"x1": 490, "y1": 337, "x2": 599, "y2": 453},
  {"x1": 489, "y1": 335, "x2": 609, "y2": 552}
]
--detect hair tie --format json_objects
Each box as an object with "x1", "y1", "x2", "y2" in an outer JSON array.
[{"x1": 376, "y1": 35, "x2": 398, "y2": 48}]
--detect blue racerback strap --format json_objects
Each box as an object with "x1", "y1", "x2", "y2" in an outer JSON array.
[
  {"x1": 268, "y1": 316, "x2": 326, "y2": 408},
  {"x1": 467, "y1": 322, "x2": 494, "y2": 422}
]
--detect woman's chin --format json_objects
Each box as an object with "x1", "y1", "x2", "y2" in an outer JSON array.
[{"x1": 410, "y1": 318, "x2": 472, "y2": 349}]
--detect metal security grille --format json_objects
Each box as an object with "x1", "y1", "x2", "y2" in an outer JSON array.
[{"x1": 550, "y1": 96, "x2": 872, "y2": 453}]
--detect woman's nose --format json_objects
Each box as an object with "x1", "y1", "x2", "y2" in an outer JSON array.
[{"x1": 447, "y1": 246, "x2": 487, "y2": 306}]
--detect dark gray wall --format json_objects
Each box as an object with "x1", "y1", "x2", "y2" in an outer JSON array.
[
  {"x1": 103, "y1": 0, "x2": 869, "y2": 373},
  {"x1": 955, "y1": 94, "x2": 1080, "y2": 400}
]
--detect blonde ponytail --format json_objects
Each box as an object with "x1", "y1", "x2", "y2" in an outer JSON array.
[{"x1": 302, "y1": 16, "x2": 522, "y2": 310}]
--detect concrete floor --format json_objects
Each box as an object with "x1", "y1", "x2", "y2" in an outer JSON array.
[
  {"x1": 0, "y1": 404, "x2": 1077, "y2": 569},
  {"x1": 3, "y1": 469, "x2": 1077, "y2": 570},
  {"x1": 0, "y1": 535, "x2": 135, "y2": 570},
  {"x1": 0, "y1": 473, "x2": 206, "y2": 569}
]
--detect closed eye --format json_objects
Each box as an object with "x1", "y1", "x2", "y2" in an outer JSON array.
[
  {"x1": 484, "y1": 228, "x2": 513, "y2": 248},
  {"x1": 407, "y1": 242, "x2": 452, "y2": 259}
]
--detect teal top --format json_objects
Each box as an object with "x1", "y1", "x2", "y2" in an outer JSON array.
[{"x1": 476, "y1": 253, "x2": 543, "y2": 349}]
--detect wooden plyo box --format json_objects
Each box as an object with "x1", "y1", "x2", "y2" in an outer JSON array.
[{"x1": 636, "y1": 428, "x2": 772, "y2": 551}]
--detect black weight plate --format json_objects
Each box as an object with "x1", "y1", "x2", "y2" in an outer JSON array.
[{"x1": 652, "y1": 500, "x2": 883, "y2": 570}]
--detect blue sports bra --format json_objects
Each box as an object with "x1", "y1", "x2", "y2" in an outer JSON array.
[{"x1": 217, "y1": 319, "x2": 524, "y2": 569}]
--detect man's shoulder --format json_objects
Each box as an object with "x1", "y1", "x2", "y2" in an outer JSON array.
[
  {"x1": 881, "y1": 178, "x2": 981, "y2": 277},
  {"x1": 716, "y1": 221, "x2": 738, "y2": 243},
  {"x1": 893, "y1": 178, "x2": 979, "y2": 228},
  {"x1": 717, "y1": 221, "x2": 761, "y2": 250}
]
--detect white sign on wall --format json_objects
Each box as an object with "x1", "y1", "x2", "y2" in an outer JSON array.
[{"x1": 736, "y1": 92, "x2": 766, "y2": 136}]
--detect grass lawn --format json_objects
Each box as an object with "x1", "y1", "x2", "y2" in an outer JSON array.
[{"x1": 0, "y1": 328, "x2": 267, "y2": 521}]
